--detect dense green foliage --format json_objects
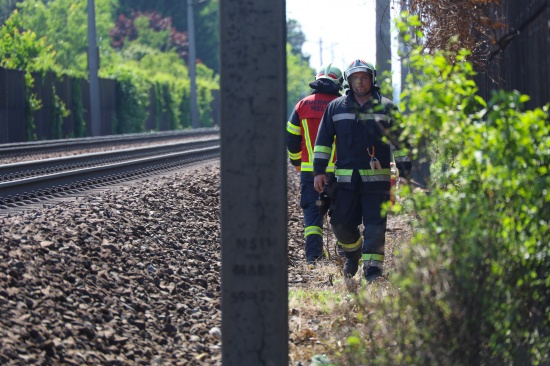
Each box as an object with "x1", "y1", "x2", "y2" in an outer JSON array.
[
  {"x1": 105, "y1": 64, "x2": 149, "y2": 134},
  {"x1": 0, "y1": 0, "x2": 224, "y2": 138},
  {"x1": 16, "y1": 0, "x2": 118, "y2": 75},
  {"x1": 0, "y1": 10, "x2": 57, "y2": 71},
  {"x1": 110, "y1": 11, "x2": 188, "y2": 59},
  {"x1": 1, "y1": 0, "x2": 314, "y2": 139},
  {"x1": 332, "y1": 17, "x2": 549, "y2": 365},
  {"x1": 115, "y1": 0, "x2": 219, "y2": 74}
]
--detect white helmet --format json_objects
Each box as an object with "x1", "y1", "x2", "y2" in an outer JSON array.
[{"x1": 315, "y1": 63, "x2": 344, "y2": 87}]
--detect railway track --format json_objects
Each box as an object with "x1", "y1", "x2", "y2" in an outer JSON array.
[
  {"x1": 0, "y1": 132, "x2": 220, "y2": 212},
  {"x1": 0, "y1": 128, "x2": 218, "y2": 160}
]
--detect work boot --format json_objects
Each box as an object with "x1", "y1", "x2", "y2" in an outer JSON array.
[
  {"x1": 364, "y1": 265, "x2": 383, "y2": 283},
  {"x1": 343, "y1": 249, "x2": 361, "y2": 278}
]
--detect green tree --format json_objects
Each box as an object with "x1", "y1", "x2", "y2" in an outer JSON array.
[
  {"x1": 116, "y1": 0, "x2": 219, "y2": 74},
  {"x1": 133, "y1": 14, "x2": 170, "y2": 51},
  {"x1": 287, "y1": 18, "x2": 309, "y2": 63},
  {"x1": 286, "y1": 43, "x2": 315, "y2": 116},
  {"x1": 2, "y1": 0, "x2": 221, "y2": 139},
  {"x1": 110, "y1": 11, "x2": 188, "y2": 61},
  {"x1": 0, "y1": 10, "x2": 56, "y2": 71},
  {"x1": 16, "y1": 0, "x2": 118, "y2": 74},
  {"x1": 116, "y1": 0, "x2": 181, "y2": 20}
]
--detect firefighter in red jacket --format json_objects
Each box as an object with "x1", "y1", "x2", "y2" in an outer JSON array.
[
  {"x1": 286, "y1": 64, "x2": 343, "y2": 264},
  {"x1": 313, "y1": 59, "x2": 412, "y2": 282}
]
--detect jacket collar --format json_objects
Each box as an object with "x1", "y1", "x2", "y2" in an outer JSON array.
[{"x1": 309, "y1": 79, "x2": 342, "y2": 96}]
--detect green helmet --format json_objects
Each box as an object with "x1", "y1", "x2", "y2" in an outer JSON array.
[
  {"x1": 344, "y1": 59, "x2": 377, "y2": 86},
  {"x1": 315, "y1": 63, "x2": 343, "y2": 87}
]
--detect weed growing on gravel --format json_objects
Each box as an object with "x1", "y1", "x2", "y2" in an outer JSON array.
[{"x1": 290, "y1": 288, "x2": 345, "y2": 314}]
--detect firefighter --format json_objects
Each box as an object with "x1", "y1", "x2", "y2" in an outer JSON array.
[
  {"x1": 286, "y1": 63, "x2": 344, "y2": 264},
  {"x1": 313, "y1": 59, "x2": 412, "y2": 282}
]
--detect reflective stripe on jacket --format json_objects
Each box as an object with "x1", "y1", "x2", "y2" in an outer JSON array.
[{"x1": 313, "y1": 91, "x2": 411, "y2": 183}]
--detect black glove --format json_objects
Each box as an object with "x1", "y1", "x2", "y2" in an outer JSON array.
[{"x1": 316, "y1": 191, "x2": 331, "y2": 216}]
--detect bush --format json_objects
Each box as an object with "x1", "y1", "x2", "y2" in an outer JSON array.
[
  {"x1": 331, "y1": 45, "x2": 549, "y2": 366},
  {"x1": 106, "y1": 64, "x2": 150, "y2": 134}
]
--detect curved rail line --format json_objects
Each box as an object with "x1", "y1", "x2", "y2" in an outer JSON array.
[{"x1": 0, "y1": 138, "x2": 220, "y2": 211}]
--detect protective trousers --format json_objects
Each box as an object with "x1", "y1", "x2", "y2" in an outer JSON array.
[
  {"x1": 329, "y1": 172, "x2": 389, "y2": 268},
  {"x1": 300, "y1": 178, "x2": 325, "y2": 262}
]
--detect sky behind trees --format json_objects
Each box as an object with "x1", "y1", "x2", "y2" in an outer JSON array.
[{"x1": 286, "y1": 0, "x2": 376, "y2": 72}]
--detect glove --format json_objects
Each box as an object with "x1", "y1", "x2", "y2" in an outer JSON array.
[{"x1": 316, "y1": 191, "x2": 331, "y2": 216}]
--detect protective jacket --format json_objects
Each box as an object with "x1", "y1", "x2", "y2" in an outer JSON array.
[
  {"x1": 286, "y1": 79, "x2": 340, "y2": 176},
  {"x1": 313, "y1": 89, "x2": 411, "y2": 192},
  {"x1": 286, "y1": 79, "x2": 341, "y2": 263}
]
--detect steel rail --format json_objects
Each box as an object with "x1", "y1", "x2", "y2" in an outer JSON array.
[
  {"x1": 0, "y1": 137, "x2": 219, "y2": 182},
  {"x1": 0, "y1": 127, "x2": 219, "y2": 157},
  {"x1": 0, "y1": 145, "x2": 219, "y2": 204}
]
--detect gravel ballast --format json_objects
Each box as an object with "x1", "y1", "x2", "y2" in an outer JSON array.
[
  {"x1": 1, "y1": 164, "x2": 226, "y2": 365},
  {"x1": 1, "y1": 161, "x2": 411, "y2": 365}
]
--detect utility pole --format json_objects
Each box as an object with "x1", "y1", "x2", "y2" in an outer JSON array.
[
  {"x1": 376, "y1": 0, "x2": 392, "y2": 78},
  {"x1": 87, "y1": 0, "x2": 101, "y2": 136},
  {"x1": 188, "y1": 0, "x2": 199, "y2": 129},
  {"x1": 220, "y1": 0, "x2": 287, "y2": 364}
]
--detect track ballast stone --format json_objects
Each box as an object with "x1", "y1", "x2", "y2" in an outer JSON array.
[
  {"x1": 1, "y1": 161, "x2": 401, "y2": 365},
  {"x1": 1, "y1": 165, "x2": 223, "y2": 365}
]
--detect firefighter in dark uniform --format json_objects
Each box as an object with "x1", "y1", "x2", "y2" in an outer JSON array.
[
  {"x1": 286, "y1": 63, "x2": 343, "y2": 264},
  {"x1": 313, "y1": 59, "x2": 412, "y2": 282}
]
